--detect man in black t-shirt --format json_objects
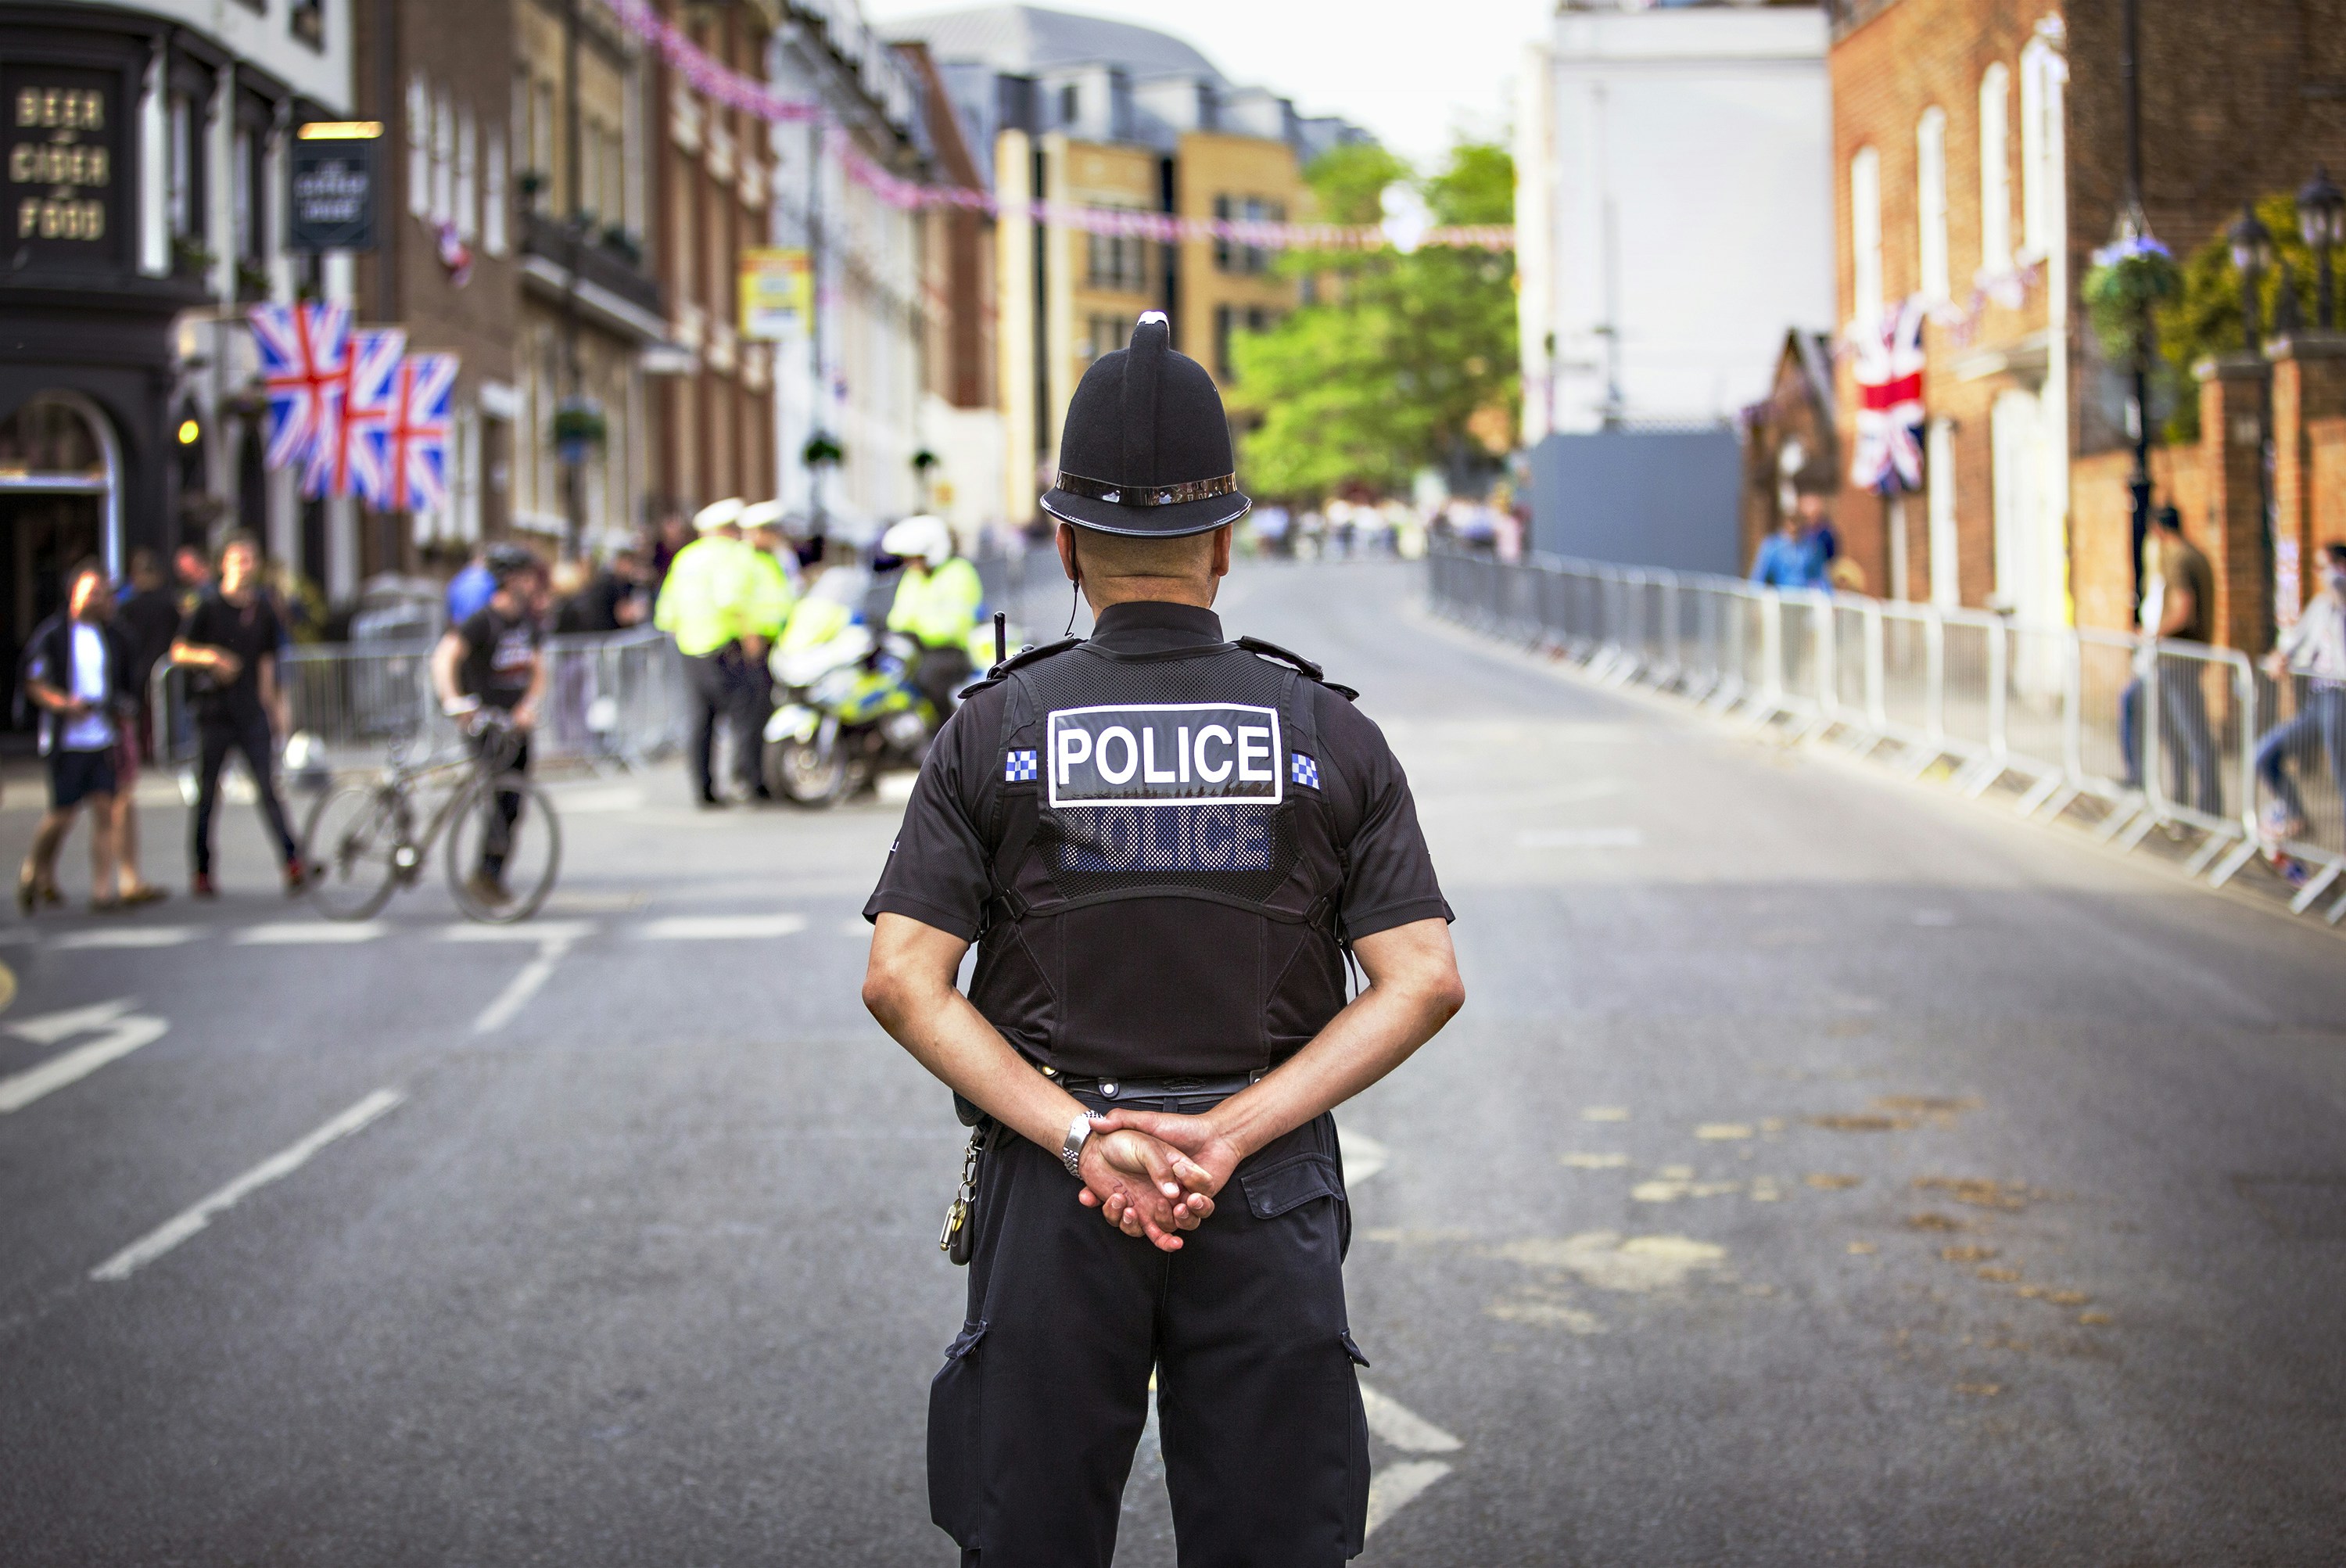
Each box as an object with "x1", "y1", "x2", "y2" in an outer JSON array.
[
  {"x1": 431, "y1": 544, "x2": 547, "y2": 906},
  {"x1": 171, "y1": 533, "x2": 305, "y2": 897}
]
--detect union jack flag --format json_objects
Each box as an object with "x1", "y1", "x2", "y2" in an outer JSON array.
[
  {"x1": 324, "y1": 328, "x2": 407, "y2": 505},
  {"x1": 1849, "y1": 296, "x2": 1928, "y2": 495},
  {"x1": 250, "y1": 302, "x2": 350, "y2": 473},
  {"x1": 362, "y1": 353, "x2": 457, "y2": 514}
]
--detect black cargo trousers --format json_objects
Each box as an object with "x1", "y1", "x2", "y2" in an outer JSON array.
[{"x1": 929, "y1": 1096, "x2": 1370, "y2": 1567}]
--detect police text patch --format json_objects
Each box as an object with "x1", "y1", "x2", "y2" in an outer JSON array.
[{"x1": 1046, "y1": 703, "x2": 1283, "y2": 808}]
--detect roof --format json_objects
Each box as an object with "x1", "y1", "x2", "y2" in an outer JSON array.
[{"x1": 879, "y1": 5, "x2": 1228, "y2": 85}]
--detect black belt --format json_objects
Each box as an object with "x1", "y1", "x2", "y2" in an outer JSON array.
[{"x1": 1049, "y1": 1068, "x2": 1264, "y2": 1103}]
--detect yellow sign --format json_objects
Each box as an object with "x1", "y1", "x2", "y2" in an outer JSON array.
[{"x1": 740, "y1": 248, "x2": 812, "y2": 341}]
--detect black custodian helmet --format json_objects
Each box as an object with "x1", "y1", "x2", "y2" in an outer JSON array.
[{"x1": 1040, "y1": 312, "x2": 1251, "y2": 537}]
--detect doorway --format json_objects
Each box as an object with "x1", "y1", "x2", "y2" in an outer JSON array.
[
  {"x1": 0, "y1": 395, "x2": 119, "y2": 745},
  {"x1": 1991, "y1": 389, "x2": 2054, "y2": 626}
]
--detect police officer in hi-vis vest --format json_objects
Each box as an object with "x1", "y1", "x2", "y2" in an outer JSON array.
[{"x1": 862, "y1": 311, "x2": 1463, "y2": 1566}]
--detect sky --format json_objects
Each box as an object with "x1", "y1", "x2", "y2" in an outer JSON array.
[{"x1": 858, "y1": 0, "x2": 1557, "y2": 168}]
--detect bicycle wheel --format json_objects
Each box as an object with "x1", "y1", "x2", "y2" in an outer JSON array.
[
  {"x1": 444, "y1": 771, "x2": 561, "y2": 924},
  {"x1": 301, "y1": 780, "x2": 405, "y2": 921}
]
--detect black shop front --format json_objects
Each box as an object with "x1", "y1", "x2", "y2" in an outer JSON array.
[{"x1": 0, "y1": 8, "x2": 208, "y2": 739}]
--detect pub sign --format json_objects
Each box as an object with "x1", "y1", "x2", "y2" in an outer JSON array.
[{"x1": 5, "y1": 67, "x2": 122, "y2": 270}]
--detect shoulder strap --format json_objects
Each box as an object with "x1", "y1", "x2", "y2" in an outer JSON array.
[
  {"x1": 1238, "y1": 634, "x2": 1358, "y2": 701},
  {"x1": 963, "y1": 634, "x2": 1082, "y2": 697}
]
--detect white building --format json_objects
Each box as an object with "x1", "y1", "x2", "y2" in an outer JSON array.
[{"x1": 1517, "y1": 0, "x2": 1833, "y2": 439}]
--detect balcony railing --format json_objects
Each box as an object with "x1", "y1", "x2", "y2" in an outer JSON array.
[{"x1": 520, "y1": 209, "x2": 662, "y2": 325}]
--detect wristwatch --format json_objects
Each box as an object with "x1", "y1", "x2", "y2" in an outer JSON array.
[{"x1": 1060, "y1": 1111, "x2": 1100, "y2": 1177}]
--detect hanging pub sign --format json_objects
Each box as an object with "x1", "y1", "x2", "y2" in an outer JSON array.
[
  {"x1": 739, "y1": 247, "x2": 812, "y2": 340},
  {"x1": 287, "y1": 122, "x2": 382, "y2": 253},
  {"x1": 4, "y1": 67, "x2": 122, "y2": 270}
]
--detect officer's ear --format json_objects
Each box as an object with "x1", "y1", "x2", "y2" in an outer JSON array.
[{"x1": 1055, "y1": 522, "x2": 1082, "y2": 588}]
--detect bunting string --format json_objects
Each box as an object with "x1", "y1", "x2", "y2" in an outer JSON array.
[{"x1": 601, "y1": 0, "x2": 1513, "y2": 253}]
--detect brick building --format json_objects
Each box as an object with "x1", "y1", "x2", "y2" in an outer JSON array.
[{"x1": 1823, "y1": 0, "x2": 2346, "y2": 646}]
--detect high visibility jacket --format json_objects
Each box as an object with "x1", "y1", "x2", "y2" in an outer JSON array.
[
  {"x1": 744, "y1": 548, "x2": 799, "y2": 640},
  {"x1": 779, "y1": 593, "x2": 855, "y2": 655},
  {"x1": 887, "y1": 557, "x2": 984, "y2": 651},
  {"x1": 655, "y1": 535, "x2": 756, "y2": 656}
]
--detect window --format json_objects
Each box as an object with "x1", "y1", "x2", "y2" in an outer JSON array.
[
  {"x1": 484, "y1": 131, "x2": 508, "y2": 256},
  {"x1": 232, "y1": 127, "x2": 257, "y2": 263},
  {"x1": 407, "y1": 74, "x2": 430, "y2": 218},
  {"x1": 533, "y1": 81, "x2": 555, "y2": 208},
  {"x1": 1978, "y1": 63, "x2": 2011, "y2": 274},
  {"x1": 456, "y1": 108, "x2": 478, "y2": 242},
  {"x1": 1087, "y1": 225, "x2": 1146, "y2": 292},
  {"x1": 290, "y1": 0, "x2": 324, "y2": 50},
  {"x1": 167, "y1": 94, "x2": 197, "y2": 239},
  {"x1": 1214, "y1": 196, "x2": 1280, "y2": 276},
  {"x1": 1085, "y1": 313, "x2": 1123, "y2": 361},
  {"x1": 1916, "y1": 107, "x2": 1950, "y2": 301},
  {"x1": 1927, "y1": 418, "x2": 1960, "y2": 608},
  {"x1": 1214, "y1": 303, "x2": 1233, "y2": 379},
  {"x1": 431, "y1": 88, "x2": 454, "y2": 227},
  {"x1": 1849, "y1": 145, "x2": 1882, "y2": 328},
  {"x1": 2020, "y1": 41, "x2": 2065, "y2": 260},
  {"x1": 1060, "y1": 83, "x2": 1080, "y2": 127}
]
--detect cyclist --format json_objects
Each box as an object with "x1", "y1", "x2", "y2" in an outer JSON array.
[{"x1": 430, "y1": 543, "x2": 547, "y2": 906}]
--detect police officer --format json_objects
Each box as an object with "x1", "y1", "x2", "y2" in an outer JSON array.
[
  {"x1": 654, "y1": 497, "x2": 766, "y2": 806},
  {"x1": 880, "y1": 512, "x2": 984, "y2": 715},
  {"x1": 861, "y1": 311, "x2": 1463, "y2": 1566}
]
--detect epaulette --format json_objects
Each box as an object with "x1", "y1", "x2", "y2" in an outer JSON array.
[
  {"x1": 1237, "y1": 635, "x2": 1358, "y2": 701},
  {"x1": 967, "y1": 635, "x2": 1083, "y2": 694}
]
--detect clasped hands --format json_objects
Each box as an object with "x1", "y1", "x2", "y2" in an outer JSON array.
[{"x1": 1073, "y1": 1111, "x2": 1245, "y2": 1253}]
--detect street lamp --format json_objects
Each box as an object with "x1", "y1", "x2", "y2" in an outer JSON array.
[
  {"x1": 2298, "y1": 165, "x2": 2344, "y2": 329},
  {"x1": 2231, "y1": 203, "x2": 2275, "y2": 352}
]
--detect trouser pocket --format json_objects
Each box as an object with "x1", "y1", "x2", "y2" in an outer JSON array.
[{"x1": 927, "y1": 1319, "x2": 990, "y2": 1545}]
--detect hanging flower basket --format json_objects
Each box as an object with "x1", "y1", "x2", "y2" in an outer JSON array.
[
  {"x1": 554, "y1": 396, "x2": 607, "y2": 465},
  {"x1": 910, "y1": 447, "x2": 939, "y2": 472},
  {"x1": 2082, "y1": 234, "x2": 2183, "y2": 368},
  {"x1": 802, "y1": 431, "x2": 843, "y2": 468}
]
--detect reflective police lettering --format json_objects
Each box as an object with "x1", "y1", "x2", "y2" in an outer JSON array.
[
  {"x1": 1049, "y1": 703, "x2": 1282, "y2": 807},
  {"x1": 1058, "y1": 803, "x2": 1274, "y2": 872}
]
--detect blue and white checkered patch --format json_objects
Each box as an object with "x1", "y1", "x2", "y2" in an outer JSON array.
[
  {"x1": 1004, "y1": 749, "x2": 1038, "y2": 783},
  {"x1": 1290, "y1": 752, "x2": 1320, "y2": 789}
]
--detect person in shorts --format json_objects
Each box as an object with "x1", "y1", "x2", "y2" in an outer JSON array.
[{"x1": 20, "y1": 558, "x2": 132, "y2": 912}]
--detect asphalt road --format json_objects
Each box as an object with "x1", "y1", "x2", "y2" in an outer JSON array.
[{"x1": 2, "y1": 559, "x2": 2342, "y2": 1566}]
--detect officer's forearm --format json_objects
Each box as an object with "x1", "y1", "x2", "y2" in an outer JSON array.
[
  {"x1": 1206, "y1": 918, "x2": 1465, "y2": 1162},
  {"x1": 862, "y1": 913, "x2": 1092, "y2": 1153}
]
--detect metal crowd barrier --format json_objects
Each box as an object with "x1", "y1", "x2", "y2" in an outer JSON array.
[
  {"x1": 1426, "y1": 546, "x2": 2346, "y2": 924},
  {"x1": 152, "y1": 626, "x2": 688, "y2": 775}
]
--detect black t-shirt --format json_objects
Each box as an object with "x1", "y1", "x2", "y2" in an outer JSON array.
[
  {"x1": 116, "y1": 587, "x2": 181, "y2": 691},
  {"x1": 457, "y1": 604, "x2": 543, "y2": 709},
  {"x1": 178, "y1": 590, "x2": 285, "y2": 721},
  {"x1": 864, "y1": 601, "x2": 1452, "y2": 945}
]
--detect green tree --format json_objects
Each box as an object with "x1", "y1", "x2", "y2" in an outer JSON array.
[
  {"x1": 2154, "y1": 192, "x2": 2319, "y2": 443},
  {"x1": 1227, "y1": 140, "x2": 1519, "y2": 501}
]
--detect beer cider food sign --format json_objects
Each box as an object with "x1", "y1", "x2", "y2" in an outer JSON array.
[{"x1": 6, "y1": 71, "x2": 117, "y2": 266}]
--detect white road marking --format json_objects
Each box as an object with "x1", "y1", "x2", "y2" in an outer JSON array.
[
  {"x1": 1359, "y1": 1383, "x2": 1462, "y2": 1453},
  {"x1": 1365, "y1": 1459, "x2": 1453, "y2": 1538},
  {"x1": 439, "y1": 920, "x2": 596, "y2": 944},
  {"x1": 1344, "y1": 1131, "x2": 1390, "y2": 1184},
  {"x1": 90, "y1": 1087, "x2": 405, "y2": 1283},
  {"x1": 233, "y1": 921, "x2": 388, "y2": 945},
  {"x1": 471, "y1": 936, "x2": 576, "y2": 1034},
  {"x1": 52, "y1": 926, "x2": 203, "y2": 950},
  {"x1": 0, "y1": 998, "x2": 169, "y2": 1113},
  {"x1": 639, "y1": 913, "x2": 809, "y2": 940},
  {"x1": 1516, "y1": 826, "x2": 1645, "y2": 849},
  {"x1": 1561, "y1": 1151, "x2": 1630, "y2": 1169}
]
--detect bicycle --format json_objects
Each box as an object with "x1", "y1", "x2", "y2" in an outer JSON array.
[{"x1": 299, "y1": 709, "x2": 562, "y2": 924}]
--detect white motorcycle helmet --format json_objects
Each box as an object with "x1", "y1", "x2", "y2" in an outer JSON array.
[{"x1": 880, "y1": 514, "x2": 953, "y2": 565}]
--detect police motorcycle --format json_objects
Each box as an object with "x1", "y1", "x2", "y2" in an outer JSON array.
[{"x1": 761, "y1": 569, "x2": 1001, "y2": 806}]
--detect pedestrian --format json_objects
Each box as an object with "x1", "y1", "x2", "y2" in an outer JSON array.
[
  {"x1": 648, "y1": 508, "x2": 694, "y2": 587},
  {"x1": 431, "y1": 544, "x2": 547, "y2": 907},
  {"x1": 654, "y1": 497, "x2": 766, "y2": 806},
  {"x1": 446, "y1": 545, "x2": 497, "y2": 626},
  {"x1": 741, "y1": 501, "x2": 803, "y2": 745},
  {"x1": 2119, "y1": 505, "x2": 2221, "y2": 809},
  {"x1": 880, "y1": 513, "x2": 982, "y2": 717},
  {"x1": 1798, "y1": 490, "x2": 1840, "y2": 571},
  {"x1": 171, "y1": 532, "x2": 308, "y2": 897},
  {"x1": 1751, "y1": 512, "x2": 1824, "y2": 589},
  {"x1": 171, "y1": 543, "x2": 213, "y2": 612},
  {"x1": 2253, "y1": 540, "x2": 2346, "y2": 849},
  {"x1": 114, "y1": 548, "x2": 179, "y2": 759},
  {"x1": 18, "y1": 558, "x2": 137, "y2": 913},
  {"x1": 860, "y1": 310, "x2": 1465, "y2": 1566}
]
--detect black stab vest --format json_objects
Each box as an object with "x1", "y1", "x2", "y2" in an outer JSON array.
[{"x1": 970, "y1": 637, "x2": 1352, "y2": 1078}]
